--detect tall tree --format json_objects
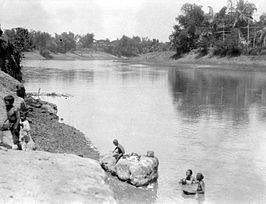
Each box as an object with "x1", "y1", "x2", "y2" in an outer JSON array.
[
  {"x1": 170, "y1": 3, "x2": 205, "y2": 56},
  {"x1": 4, "y1": 27, "x2": 33, "y2": 52},
  {"x1": 78, "y1": 33, "x2": 94, "y2": 48},
  {"x1": 228, "y1": 0, "x2": 257, "y2": 44},
  {"x1": 55, "y1": 32, "x2": 76, "y2": 53}
]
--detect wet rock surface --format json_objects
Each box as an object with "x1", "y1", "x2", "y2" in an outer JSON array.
[{"x1": 100, "y1": 152, "x2": 159, "y2": 187}]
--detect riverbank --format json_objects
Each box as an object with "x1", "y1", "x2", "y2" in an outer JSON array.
[
  {"x1": 23, "y1": 50, "x2": 118, "y2": 61},
  {"x1": 128, "y1": 51, "x2": 266, "y2": 69},
  {"x1": 0, "y1": 70, "x2": 116, "y2": 203},
  {"x1": 25, "y1": 96, "x2": 99, "y2": 160}
]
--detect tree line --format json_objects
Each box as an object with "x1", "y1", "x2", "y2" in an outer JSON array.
[
  {"x1": 169, "y1": 0, "x2": 266, "y2": 58},
  {"x1": 3, "y1": 28, "x2": 169, "y2": 58}
]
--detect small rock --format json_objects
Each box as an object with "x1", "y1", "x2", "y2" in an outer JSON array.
[{"x1": 147, "y1": 151, "x2": 154, "y2": 157}]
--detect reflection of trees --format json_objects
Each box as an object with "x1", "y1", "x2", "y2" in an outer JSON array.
[
  {"x1": 168, "y1": 68, "x2": 266, "y2": 122},
  {"x1": 24, "y1": 67, "x2": 94, "y2": 84},
  {"x1": 118, "y1": 65, "x2": 164, "y2": 82}
]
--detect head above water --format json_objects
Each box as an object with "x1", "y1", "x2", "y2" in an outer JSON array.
[
  {"x1": 196, "y1": 173, "x2": 204, "y2": 181},
  {"x1": 113, "y1": 139, "x2": 118, "y2": 146},
  {"x1": 4, "y1": 95, "x2": 14, "y2": 105},
  {"x1": 186, "y1": 169, "x2": 193, "y2": 176}
]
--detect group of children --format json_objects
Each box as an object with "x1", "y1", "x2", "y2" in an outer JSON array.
[
  {"x1": 111, "y1": 140, "x2": 205, "y2": 195},
  {"x1": 0, "y1": 94, "x2": 32, "y2": 150},
  {"x1": 179, "y1": 169, "x2": 205, "y2": 194},
  {"x1": 2, "y1": 93, "x2": 205, "y2": 196}
]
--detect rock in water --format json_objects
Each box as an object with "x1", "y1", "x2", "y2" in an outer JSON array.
[{"x1": 100, "y1": 152, "x2": 159, "y2": 187}]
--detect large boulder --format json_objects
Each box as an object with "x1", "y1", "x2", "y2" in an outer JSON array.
[{"x1": 100, "y1": 152, "x2": 159, "y2": 187}]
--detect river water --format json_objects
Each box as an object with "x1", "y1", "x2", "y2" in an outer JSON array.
[{"x1": 22, "y1": 60, "x2": 266, "y2": 204}]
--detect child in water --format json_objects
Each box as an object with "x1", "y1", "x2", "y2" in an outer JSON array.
[
  {"x1": 180, "y1": 169, "x2": 196, "y2": 185},
  {"x1": 0, "y1": 95, "x2": 22, "y2": 150},
  {"x1": 196, "y1": 173, "x2": 205, "y2": 194}
]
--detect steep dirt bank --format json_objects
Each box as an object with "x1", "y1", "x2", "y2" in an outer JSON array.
[
  {"x1": 25, "y1": 96, "x2": 99, "y2": 160},
  {"x1": 0, "y1": 70, "x2": 99, "y2": 160},
  {"x1": 129, "y1": 51, "x2": 266, "y2": 68},
  {"x1": 0, "y1": 70, "x2": 116, "y2": 202},
  {"x1": 23, "y1": 50, "x2": 118, "y2": 60}
]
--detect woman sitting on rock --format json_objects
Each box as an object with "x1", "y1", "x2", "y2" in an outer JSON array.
[{"x1": 112, "y1": 139, "x2": 125, "y2": 162}]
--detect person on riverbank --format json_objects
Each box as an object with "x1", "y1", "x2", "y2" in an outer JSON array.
[
  {"x1": 20, "y1": 113, "x2": 35, "y2": 151},
  {"x1": 112, "y1": 139, "x2": 125, "y2": 162},
  {"x1": 0, "y1": 95, "x2": 22, "y2": 150},
  {"x1": 195, "y1": 173, "x2": 205, "y2": 194},
  {"x1": 180, "y1": 169, "x2": 196, "y2": 185}
]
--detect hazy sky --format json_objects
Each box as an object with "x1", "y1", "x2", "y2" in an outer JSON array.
[{"x1": 0, "y1": 0, "x2": 265, "y2": 41}]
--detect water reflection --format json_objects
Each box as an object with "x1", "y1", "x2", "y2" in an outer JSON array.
[
  {"x1": 181, "y1": 192, "x2": 205, "y2": 204},
  {"x1": 168, "y1": 67, "x2": 266, "y2": 123},
  {"x1": 106, "y1": 176, "x2": 158, "y2": 204},
  {"x1": 22, "y1": 60, "x2": 266, "y2": 204},
  {"x1": 23, "y1": 67, "x2": 94, "y2": 84}
]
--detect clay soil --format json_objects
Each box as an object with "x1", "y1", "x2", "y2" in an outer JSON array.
[{"x1": 25, "y1": 96, "x2": 99, "y2": 160}]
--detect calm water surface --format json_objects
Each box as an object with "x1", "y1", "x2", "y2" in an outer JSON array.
[{"x1": 22, "y1": 60, "x2": 266, "y2": 204}]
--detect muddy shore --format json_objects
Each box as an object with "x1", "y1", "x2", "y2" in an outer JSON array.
[
  {"x1": 25, "y1": 96, "x2": 99, "y2": 160},
  {"x1": 126, "y1": 51, "x2": 266, "y2": 70}
]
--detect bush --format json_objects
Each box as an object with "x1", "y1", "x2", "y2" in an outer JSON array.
[
  {"x1": 248, "y1": 48, "x2": 261, "y2": 55},
  {"x1": 260, "y1": 49, "x2": 266, "y2": 55},
  {"x1": 40, "y1": 49, "x2": 53, "y2": 59},
  {"x1": 226, "y1": 46, "x2": 242, "y2": 57}
]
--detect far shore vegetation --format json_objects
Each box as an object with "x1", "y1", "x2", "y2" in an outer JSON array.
[{"x1": 1, "y1": 0, "x2": 266, "y2": 60}]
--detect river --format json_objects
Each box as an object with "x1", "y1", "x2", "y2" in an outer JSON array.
[{"x1": 22, "y1": 60, "x2": 266, "y2": 204}]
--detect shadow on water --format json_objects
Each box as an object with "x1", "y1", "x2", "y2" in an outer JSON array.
[{"x1": 106, "y1": 175, "x2": 158, "y2": 204}]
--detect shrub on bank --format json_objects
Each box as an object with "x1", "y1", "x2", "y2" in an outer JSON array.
[{"x1": 40, "y1": 49, "x2": 53, "y2": 59}]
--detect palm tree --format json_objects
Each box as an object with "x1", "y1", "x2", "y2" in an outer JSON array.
[
  {"x1": 227, "y1": 0, "x2": 257, "y2": 44},
  {"x1": 257, "y1": 27, "x2": 266, "y2": 47}
]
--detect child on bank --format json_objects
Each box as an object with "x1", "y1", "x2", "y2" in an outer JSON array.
[
  {"x1": 0, "y1": 95, "x2": 22, "y2": 150},
  {"x1": 20, "y1": 113, "x2": 34, "y2": 151},
  {"x1": 112, "y1": 139, "x2": 125, "y2": 162}
]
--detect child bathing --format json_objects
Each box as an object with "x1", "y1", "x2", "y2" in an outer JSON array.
[
  {"x1": 180, "y1": 169, "x2": 196, "y2": 185},
  {"x1": 196, "y1": 173, "x2": 205, "y2": 194}
]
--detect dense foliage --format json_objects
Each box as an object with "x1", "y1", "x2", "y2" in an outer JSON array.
[
  {"x1": 170, "y1": 0, "x2": 266, "y2": 57},
  {"x1": 3, "y1": 27, "x2": 169, "y2": 58},
  {"x1": 0, "y1": 32, "x2": 22, "y2": 81}
]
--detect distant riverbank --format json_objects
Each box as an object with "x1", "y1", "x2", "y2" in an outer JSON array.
[
  {"x1": 128, "y1": 51, "x2": 266, "y2": 69},
  {"x1": 23, "y1": 50, "x2": 118, "y2": 61},
  {"x1": 24, "y1": 50, "x2": 266, "y2": 69}
]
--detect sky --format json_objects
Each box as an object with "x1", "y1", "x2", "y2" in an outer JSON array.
[{"x1": 0, "y1": 0, "x2": 265, "y2": 42}]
